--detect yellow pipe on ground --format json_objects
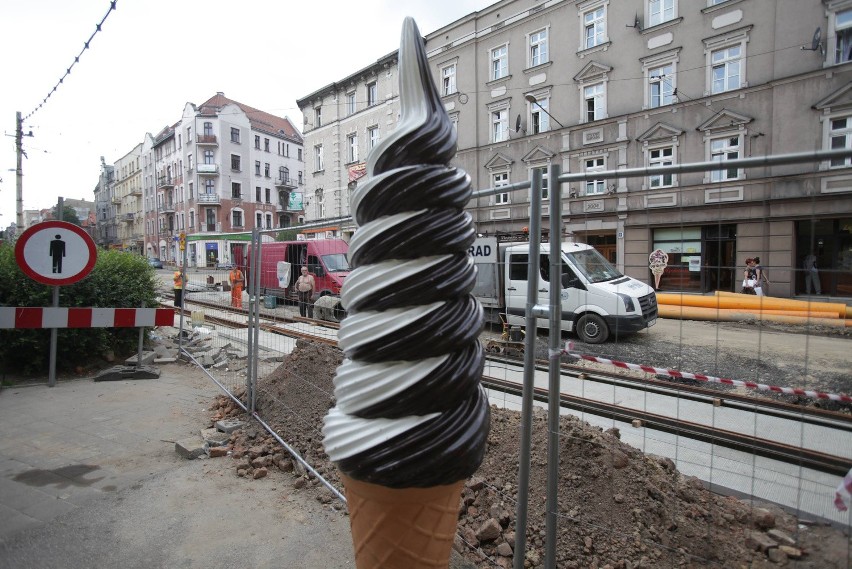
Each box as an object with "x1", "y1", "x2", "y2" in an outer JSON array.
[
  {"x1": 655, "y1": 292, "x2": 847, "y2": 318},
  {"x1": 657, "y1": 304, "x2": 851, "y2": 327},
  {"x1": 714, "y1": 291, "x2": 848, "y2": 317}
]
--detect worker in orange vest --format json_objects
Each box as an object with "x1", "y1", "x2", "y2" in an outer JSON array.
[
  {"x1": 229, "y1": 266, "x2": 245, "y2": 308},
  {"x1": 173, "y1": 271, "x2": 185, "y2": 307}
]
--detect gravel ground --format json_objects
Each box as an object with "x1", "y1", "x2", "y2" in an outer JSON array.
[{"x1": 211, "y1": 331, "x2": 851, "y2": 569}]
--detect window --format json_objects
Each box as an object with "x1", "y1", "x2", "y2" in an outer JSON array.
[
  {"x1": 316, "y1": 190, "x2": 325, "y2": 218},
  {"x1": 232, "y1": 210, "x2": 243, "y2": 228},
  {"x1": 315, "y1": 145, "x2": 324, "y2": 171},
  {"x1": 279, "y1": 166, "x2": 287, "y2": 181},
  {"x1": 491, "y1": 45, "x2": 508, "y2": 80},
  {"x1": 708, "y1": 0, "x2": 727, "y2": 4},
  {"x1": 368, "y1": 126, "x2": 380, "y2": 149},
  {"x1": 188, "y1": 154, "x2": 193, "y2": 170},
  {"x1": 649, "y1": 63, "x2": 674, "y2": 107},
  {"x1": 584, "y1": 7, "x2": 606, "y2": 49},
  {"x1": 529, "y1": 29, "x2": 548, "y2": 67},
  {"x1": 265, "y1": 188, "x2": 271, "y2": 203},
  {"x1": 584, "y1": 157, "x2": 606, "y2": 195},
  {"x1": 530, "y1": 96, "x2": 550, "y2": 134},
  {"x1": 264, "y1": 138, "x2": 270, "y2": 152},
  {"x1": 649, "y1": 146, "x2": 674, "y2": 188},
  {"x1": 711, "y1": 46, "x2": 741, "y2": 93},
  {"x1": 189, "y1": 210, "x2": 194, "y2": 229},
  {"x1": 256, "y1": 186, "x2": 262, "y2": 202},
  {"x1": 255, "y1": 161, "x2": 261, "y2": 176},
  {"x1": 203, "y1": 150, "x2": 214, "y2": 164},
  {"x1": 231, "y1": 182, "x2": 242, "y2": 199},
  {"x1": 256, "y1": 213, "x2": 263, "y2": 228},
  {"x1": 266, "y1": 214, "x2": 272, "y2": 230},
  {"x1": 231, "y1": 127, "x2": 240, "y2": 143},
  {"x1": 315, "y1": 107, "x2": 323, "y2": 127},
  {"x1": 648, "y1": 0, "x2": 676, "y2": 27},
  {"x1": 203, "y1": 122, "x2": 213, "y2": 137},
  {"x1": 584, "y1": 83, "x2": 605, "y2": 122},
  {"x1": 532, "y1": 166, "x2": 549, "y2": 200},
  {"x1": 297, "y1": 148, "x2": 303, "y2": 161},
  {"x1": 441, "y1": 64, "x2": 457, "y2": 96},
  {"x1": 264, "y1": 163, "x2": 270, "y2": 178},
  {"x1": 298, "y1": 171, "x2": 303, "y2": 184},
  {"x1": 231, "y1": 154, "x2": 241, "y2": 171},
  {"x1": 347, "y1": 133, "x2": 359, "y2": 163},
  {"x1": 346, "y1": 92, "x2": 356, "y2": 115},
  {"x1": 709, "y1": 135, "x2": 742, "y2": 181},
  {"x1": 492, "y1": 109, "x2": 509, "y2": 142},
  {"x1": 188, "y1": 181, "x2": 193, "y2": 200},
  {"x1": 829, "y1": 116, "x2": 852, "y2": 168},
  {"x1": 493, "y1": 172, "x2": 510, "y2": 204},
  {"x1": 255, "y1": 135, "x2": 261, "y2": 149},
  {"x1": 834, "y1": 9, "x2": 852, "y2": 64},
  {"x1": 205, "y1": 180, "x2": 215, "y2": 194},
  {"x1": 367, "y1": 82, "x2": 378, "y2": 106}
]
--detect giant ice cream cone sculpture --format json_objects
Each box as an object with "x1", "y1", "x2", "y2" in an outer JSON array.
[{"x1": 322, "y1": 17, "x2": 490, "y2": 569}]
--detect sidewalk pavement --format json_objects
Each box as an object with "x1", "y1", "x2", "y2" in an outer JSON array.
[{"x1": 0, "y1": 364, "x2": 355, "y2": 569}]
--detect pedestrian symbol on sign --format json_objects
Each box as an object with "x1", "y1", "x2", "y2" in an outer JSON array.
[{"x1": 50, "y1": 234, "x2": 66, "y2": 273}]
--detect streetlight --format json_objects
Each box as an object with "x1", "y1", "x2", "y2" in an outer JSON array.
[{"x1": 524, "y1": 94, "x2": 565, "y2": 129}]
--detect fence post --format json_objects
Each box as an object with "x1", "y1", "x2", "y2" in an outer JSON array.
[
  {"x1": 545, "y1": 163, "x2": 563, "y2": 569},
  {"x1": 513, "y1": 168, "x2": 544, "y2": 569},
  {"x1": 250, "y1": 230, "x2": 262, "y2": 414}
]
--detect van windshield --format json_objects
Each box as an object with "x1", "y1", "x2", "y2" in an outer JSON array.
[
  {"x1": 565, "y1": 248, "x2": 623, "y2": 283},
  {"x1": 322, "y1": 253, "x2": 350, "y2": 273}
]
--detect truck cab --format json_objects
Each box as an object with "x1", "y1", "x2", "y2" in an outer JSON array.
[{"x1": 472, "y1": 238, "x2": 657, "y2": 343}]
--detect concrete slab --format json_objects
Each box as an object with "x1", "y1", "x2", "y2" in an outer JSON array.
[
  {"x1": 93, "y1": 366, "x2": 160, "y2": 381},
  {"x1": 124, "y1": 352, "x2": 156, "y2": 366}
]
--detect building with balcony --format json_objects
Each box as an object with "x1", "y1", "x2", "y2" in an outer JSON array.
[
  {"x1": 138, "y1": 93, "x2": 304, "y2": 267},
  {"x1": 297, "y1": 0, "x2": 852, "y2": 298},
  {"x1": 93, "y1": 157, "x2": 116, "y2": 249},
  {"x1": 113, "y1": 143, "x2": 143, "y2": 253}
]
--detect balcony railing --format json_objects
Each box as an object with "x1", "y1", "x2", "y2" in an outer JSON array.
[
  {"x1": 122, "y1": 213, "x2": 135, "y2": 222},
  {"x1": 196, "y1": 134, "x2": 218, "y2": 146},
  {"x1": 203, "y1": 222, "x2": 222, "y2": 233},
  {"x1": 129, "y1": 188, "x2": 142, "y2": 196},
  {"x1": 157, "y1": 176, "x2": 174, "y2": 188},
  {"x1": 197, "y1": 193, "x2": 220, "y2": 204},
  {"x1": 160, "y1": 202, "x2": 175, "y2": 213},
  {"x1": 197, "y1": 164, "x2": 219, "y2": 175},
  {"x1": 274, "y1": 175, "x2": 298, "y2": 190}
]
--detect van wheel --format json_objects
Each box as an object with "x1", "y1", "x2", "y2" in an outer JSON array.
[{"x1": 576, "y1": 314, "x2": 609, "y2": 344}]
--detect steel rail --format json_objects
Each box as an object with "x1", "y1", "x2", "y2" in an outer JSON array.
[{"x1": 481, "y1": 374, "x2": 851, "y2": 476}]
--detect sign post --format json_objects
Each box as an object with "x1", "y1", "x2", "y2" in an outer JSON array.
[{"x1": 15, "y1": 211, "x2": 96, "y2": 386}]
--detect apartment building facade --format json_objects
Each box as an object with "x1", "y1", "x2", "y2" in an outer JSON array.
[
  {"x1": 93, "y1": 158, "x2": 116, "y2": 249},
  {"x1": 142, "y1": 93, "x2": 304, "y2": 266},
  {"x1": 112, "y1": 144, "x2": 143, "y2": 253},
  {"x1": 298, "y1": 0, "x2": 852, "y2": 298}
]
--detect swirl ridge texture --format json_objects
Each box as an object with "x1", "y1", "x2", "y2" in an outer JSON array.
[{"x1": 322, "y1": 17, "x2": 489, "y2": 489}]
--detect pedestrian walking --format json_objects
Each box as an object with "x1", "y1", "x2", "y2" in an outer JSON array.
[
  {"x1": 741, "y1": 258, "x2": 757, "y2": 294},
  {"x1": 753, "y1": 256, "x2": 770, "y2": 296},
  {"x1": 295, "y1": 266, "x2": 315, "y2": 318}
]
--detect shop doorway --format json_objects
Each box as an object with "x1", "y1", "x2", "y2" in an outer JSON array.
[
  {"x1": 701, "y1": 225, "x2": 737, "y2": 293},
  {"x1": 585, "y1": 234, "x2": 617, "y2": 264},
  {"x1": 796, "y1": 218, "x2": 852, "y2": 296}
]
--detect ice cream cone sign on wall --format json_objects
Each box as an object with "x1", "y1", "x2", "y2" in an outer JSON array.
[
  {"x1": 649, "y1": 249, "x2": 669, "y2": 290},
  {"x1": 322, "y1": 17, "x2": 490, "y2": 569}
]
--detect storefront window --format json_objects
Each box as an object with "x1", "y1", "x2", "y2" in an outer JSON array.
[{"x1": 653, "y1": 228, "x2": 702, "y2": 291}]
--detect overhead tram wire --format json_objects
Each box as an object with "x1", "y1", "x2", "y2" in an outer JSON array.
[{"x1": 23, "y1": 1, "x2": 118, "y2": 122}]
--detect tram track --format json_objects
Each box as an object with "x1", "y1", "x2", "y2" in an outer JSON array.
[{"x1": 159, "y1": 291, "x2": 851, "y2": 476}]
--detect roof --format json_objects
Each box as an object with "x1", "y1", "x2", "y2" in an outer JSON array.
[{"x1": 198, "y1": 93, "x2": 303, "y2": 143}]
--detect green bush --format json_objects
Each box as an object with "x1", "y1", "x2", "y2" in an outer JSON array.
[{"x1": 0, "y1": 245, "x2": 158, "y2": 375}]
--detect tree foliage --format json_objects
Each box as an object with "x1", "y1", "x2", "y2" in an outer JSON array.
[
  {"x1": 50, "y1": 205, "x2": 82, "y2": 226},
  {"x1": 0, "y1": 246, "x2": 158, "y2": 375}
]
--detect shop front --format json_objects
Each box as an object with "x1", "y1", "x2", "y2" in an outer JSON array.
[
  {"x1": 650, "y1": 225, "x2": 738, "y2": 293},
  {"x1": 795, "y1": 218, "x2": 852, "y2": 297}
]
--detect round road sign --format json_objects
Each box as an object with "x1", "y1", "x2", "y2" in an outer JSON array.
[{"x1": 15, "y1": 221, "x2": 97, "y2": 286}]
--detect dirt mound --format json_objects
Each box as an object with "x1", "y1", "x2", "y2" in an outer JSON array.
[{"x1": 214, "y1": 340, "x2": 848, "y2": 568}]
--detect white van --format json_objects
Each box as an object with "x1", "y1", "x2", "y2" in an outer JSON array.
[{"x1": 471, "y1": 238, "x2": 657, "y2": 343}]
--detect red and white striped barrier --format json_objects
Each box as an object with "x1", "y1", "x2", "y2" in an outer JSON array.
[
  {"x1": 0, "y1": 307, "x2": 174, "y2": 329},
  {"x1": 835, "y1": 467, "x2": 852, "y2": 512},
  {"x1": 562, "y1": 342, "x2": 852, "y2": 404}
]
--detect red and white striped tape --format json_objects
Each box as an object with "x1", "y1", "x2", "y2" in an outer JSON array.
[
  {"x1": 0, "y1": 307, "x2": 175, "y2": 329},
  {"x1": 562, "y1": 342, "x2": 852, "y2": 404}
]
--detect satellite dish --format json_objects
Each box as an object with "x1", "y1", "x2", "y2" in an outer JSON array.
[{"x1": 801, "y1": 27, "x2": 824, "y2": 55}]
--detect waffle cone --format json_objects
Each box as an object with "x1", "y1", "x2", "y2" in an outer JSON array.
[{"x1": 341, "y1": 474, "x2": 464, "y2": 568}]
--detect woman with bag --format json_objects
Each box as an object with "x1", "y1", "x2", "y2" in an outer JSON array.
[
  {"x1": 741, "y1": 258, "x2": 757, "y2": 294},
  {"x1": 753, "y1": 256, "x2": 770, "y2": 296}
]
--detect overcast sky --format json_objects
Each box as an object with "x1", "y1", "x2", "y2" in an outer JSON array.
[{"x1": 0, "y1": 0, "x2": 494, "y2": 223}]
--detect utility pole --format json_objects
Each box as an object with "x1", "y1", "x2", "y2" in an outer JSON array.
[{"x1": 15, "y1": 112, "x2": 24, "y2": 228}]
